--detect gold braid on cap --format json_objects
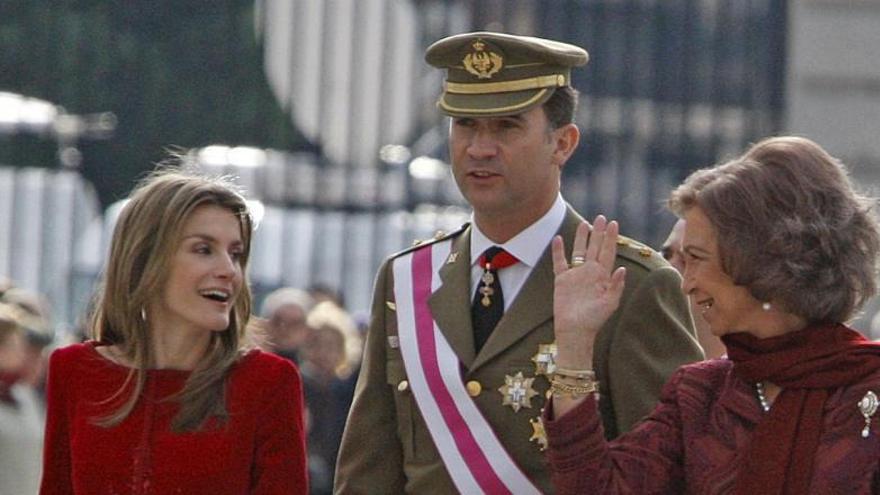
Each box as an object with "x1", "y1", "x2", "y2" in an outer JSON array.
[{"x1": 445, "y1": 74, "x2": 568, "y2": 95}]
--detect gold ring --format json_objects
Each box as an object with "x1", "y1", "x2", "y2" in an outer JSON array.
[{"x1": 571, "y1": 255, "x2": 586, "y2": 267}]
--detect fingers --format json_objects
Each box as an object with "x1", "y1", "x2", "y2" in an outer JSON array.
[
  {"x1": 583, "y1": 215, "x2": 606, "y2": 263},
  {"x1": 597, "y1": 219, "x2": 619, "y2": 270},
  {"x1": 609, "y1": 266, "x2": 627, "y2": 295},
  {"x1": 558, "y1": 216, "x2": 621, "y2": 273},
  {"x1": 571, "y1": 221, "x2": 590, "y2": 265},
  {"x1": 551, "y1": 235, "x2": 568, "y2": 275}
]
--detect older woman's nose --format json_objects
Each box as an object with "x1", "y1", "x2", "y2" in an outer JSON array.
[{"x1": 680, "y1": 267, "x2": 696, "y2": 294}]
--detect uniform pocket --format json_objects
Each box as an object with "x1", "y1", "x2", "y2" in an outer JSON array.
[
  {"x1": 386, "y1": 358, "x2": 415, "y2": 459},
  {"x1": 386, "y1": 357, "x2": 438, "y2": 463}
]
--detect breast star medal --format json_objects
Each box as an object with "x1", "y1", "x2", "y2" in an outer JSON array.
[
  {"x1": 858, "y1": 390, "x2": 878, "y2": 438},
  {"x1": 529, "y1": 415, "x2": 548, "y2": 451},
  {"x1": 498, "y1": 372, "x2": 538, "y2": 413},
  {"x1": 531, "y1": 343, "x2": 558, "y2": 377}
]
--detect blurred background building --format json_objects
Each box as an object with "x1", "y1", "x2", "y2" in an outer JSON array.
[{"x1": 1, "y1": 0, "x2": 878, "y2": 333}]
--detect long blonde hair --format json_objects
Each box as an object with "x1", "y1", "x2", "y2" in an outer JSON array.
[{"x1": 91, "y1": 166, "x2": 254, "y2": 432}]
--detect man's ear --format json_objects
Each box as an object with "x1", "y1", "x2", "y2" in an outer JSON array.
[{"x1": 552, "y1": 123, "x2": 580, "y2": 168}]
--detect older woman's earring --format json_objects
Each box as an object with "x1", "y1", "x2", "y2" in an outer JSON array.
[
  {"x1": 761, "y1": 302, "x2": 771, "y2": 311},
  {"x1": 140, "y1": 308, "x2": 147, "y2": 321}
]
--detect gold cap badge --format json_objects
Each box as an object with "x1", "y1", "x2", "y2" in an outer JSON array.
[{"x1": 463, "y1": 40, "x2": 503, "y2": 79}]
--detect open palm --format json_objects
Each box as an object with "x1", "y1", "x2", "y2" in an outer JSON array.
[{"x1": 552, "y1": 216, "x2": 626, "y2": 345}]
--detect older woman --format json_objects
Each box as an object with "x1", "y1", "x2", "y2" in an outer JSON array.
[
  {"x1": 545, "y1": 136, "x2": 880, "y2": 494},
  {"x1": 41, "y1": 167, "x2": 308, "y2": 494}
]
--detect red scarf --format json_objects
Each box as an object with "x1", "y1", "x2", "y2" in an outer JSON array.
[{"x1": 723, "y1": 322, "x2": 880, "y2": 495}]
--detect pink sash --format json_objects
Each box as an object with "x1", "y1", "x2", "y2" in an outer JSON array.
[{"x1": 392, "y1": 240, "x2": 540, "y2": 495}]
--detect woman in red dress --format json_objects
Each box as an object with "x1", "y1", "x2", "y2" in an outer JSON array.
[
  {"x1": 545, "y1": 136, "x2": 880, "y2": 494},
  {"x1": 40, "y1": 167, "x2": 308, "y2": 494}
]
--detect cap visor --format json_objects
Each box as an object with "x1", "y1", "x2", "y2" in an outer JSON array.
[{"x1": 438, "y1": 87, "x2": 556, "y2": 117}]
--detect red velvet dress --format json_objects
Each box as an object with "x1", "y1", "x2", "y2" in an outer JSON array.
[
  {"x1": 544, "y1": 358, "x2": 880, "y2": 494},
  {"x1": 40, "y1": 342, "x2": 308, "y2": 494}
]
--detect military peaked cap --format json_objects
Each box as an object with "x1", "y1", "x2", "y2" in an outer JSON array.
[{"x1": 425, "y1": 31, "x2": 589, "y2": 117}]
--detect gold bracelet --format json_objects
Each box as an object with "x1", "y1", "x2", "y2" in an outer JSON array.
[
  {"x1": 553, "y1": 367, "x2": 596, "y2": 380},
  {"x1": 550, "y1": 376, "x2": 599, "y2": 399},
  {"x1": 552, "y1": 374, "x2": 593, "y2": 387}
]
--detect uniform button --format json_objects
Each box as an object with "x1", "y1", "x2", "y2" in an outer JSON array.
[
  {"x1": 466, "y1": 380, "x2": 482, "y2": 397},
  {"x1": 397, "y1": 380, "x2": 409, "y2": 392}
]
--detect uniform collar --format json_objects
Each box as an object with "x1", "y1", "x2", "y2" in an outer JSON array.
[{"x1": 470, "y1": 193, "x2": 566, "y2": 268}]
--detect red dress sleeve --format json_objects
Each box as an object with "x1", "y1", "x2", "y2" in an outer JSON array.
[
  {"x1": 39, "y1": 347, "x2": 75, "y2": 494},
  {"x1": 250, "y1": 358, "x2": 309, "y2": 493},
  {"x1": 544, "y1": 368, "x2": 688, "y2": 494}
]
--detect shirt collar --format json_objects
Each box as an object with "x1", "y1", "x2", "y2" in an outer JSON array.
[{"x1": 470, "y1": 194, "x2": 566, "y2": 268}]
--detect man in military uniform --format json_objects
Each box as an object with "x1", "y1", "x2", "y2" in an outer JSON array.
[{"x1": 335, "y1": 31, "x2": 703, "y2": 494}]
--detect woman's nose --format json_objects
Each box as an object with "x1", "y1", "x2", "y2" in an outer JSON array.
[
  {"x1": 215, "y1": 253, "x2": 237, "y2": 278},
  {"x1": 680, "y1": 266, "x2": 695, "y2": 294}
]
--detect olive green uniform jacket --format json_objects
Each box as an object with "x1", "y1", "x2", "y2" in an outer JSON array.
[{"x1": 334, "y1": 207, "x2": 703, "y2": 494}]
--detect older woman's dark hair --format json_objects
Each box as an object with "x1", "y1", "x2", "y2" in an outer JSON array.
[{"x1": 668, "y1": 136, "x2": 880, "y2": 323}]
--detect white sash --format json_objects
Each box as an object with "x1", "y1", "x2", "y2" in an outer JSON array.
[{"x1": 393, "y1": 240, "x2": 541, "y2": 495}]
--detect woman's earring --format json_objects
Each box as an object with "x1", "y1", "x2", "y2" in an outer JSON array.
[
  {"x1": 140, "y1": 308, "x2": 147, "y2": 321},
  {"x1": 761, "y1": 302, "x2": 771, "y2": 311}
]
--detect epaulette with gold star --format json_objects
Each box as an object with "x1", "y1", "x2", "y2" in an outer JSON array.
[
  {"x1": 388, "y1": 223, "x2": 470, "y2": 260},
  {"x1": 614, "y1": 234, "x2": 669, "y2": 270}
]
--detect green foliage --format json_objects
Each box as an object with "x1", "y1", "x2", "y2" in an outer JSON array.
[{"x1": 0, "y1": 1, "x2": 305, "y2": 205}]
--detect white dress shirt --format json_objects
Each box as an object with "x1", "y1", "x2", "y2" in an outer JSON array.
[{"x1": 469, "y1": 194, "x2": 567, "y2": 311}]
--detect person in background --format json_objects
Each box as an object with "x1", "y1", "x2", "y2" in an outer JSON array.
[
  {"x1": 0, "y1": 303, "x2": 44, "y2": 495},
  {"x1": 308, "y1": 283, "x2": 346, "y2": 310},
  {"x1": 301, "y1": 301, "x2": 360, "y2": 495},
  {"x1": 261, "y1": 286, "x2": 315, "y2": 364},
  {"x1": 40, "y1": 167, "x2": 308, "y2": 493},
  {"x1": 661, "y1": 218, "x2": 725, "y2": 359},
  {"x1": 1, "y1": 286, "x2": 55, "y2": 398},
  {"x1": 335, "y1": 31, "x2": 702, "y2": 494},
  {"x1": 545, "y1": 136, "x2": 880, "y2": 493}
]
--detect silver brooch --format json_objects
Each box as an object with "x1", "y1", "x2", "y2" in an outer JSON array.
[{"x1": 858, "y1": 390, "x2": 878, "y2": 438}]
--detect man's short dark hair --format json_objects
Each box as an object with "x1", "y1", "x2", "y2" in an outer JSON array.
[{"x1": 543, "y1": 86, "x2": 579, "y2": 129}]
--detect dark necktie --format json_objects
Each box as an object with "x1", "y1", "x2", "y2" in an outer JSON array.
[{"x1": 471, "y1": 246, "x2": 519, "y2": 353}]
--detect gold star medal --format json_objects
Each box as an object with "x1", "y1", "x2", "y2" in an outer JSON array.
[
  {"x1": 498, "y1": 372, "x2": 538, "y2": 413},
  {"x1": 529, "y1": 415, "x2": 548, "y2": 451},
  {"x1": 531, "y1": 343, "x2": 558, "y2": 377}
]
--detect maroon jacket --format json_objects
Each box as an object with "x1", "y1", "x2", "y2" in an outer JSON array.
[
  {"x1": 40, "y1": 342, "x2": 308, "y2": 494},
  {"x1": 545, "y1": 359, "x2": 880, "y2": 494}
]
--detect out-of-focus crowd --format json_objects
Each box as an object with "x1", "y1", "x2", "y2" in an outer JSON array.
[
  {"x1": 256, "y1": 285, "x2": 364, "y2": 495},
  {"x1": 0, "y1": 276, "x2": 53, "y2": 495},
  {"x1": 0, "y1": 276, "x2": 363, "y2": 495}
]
